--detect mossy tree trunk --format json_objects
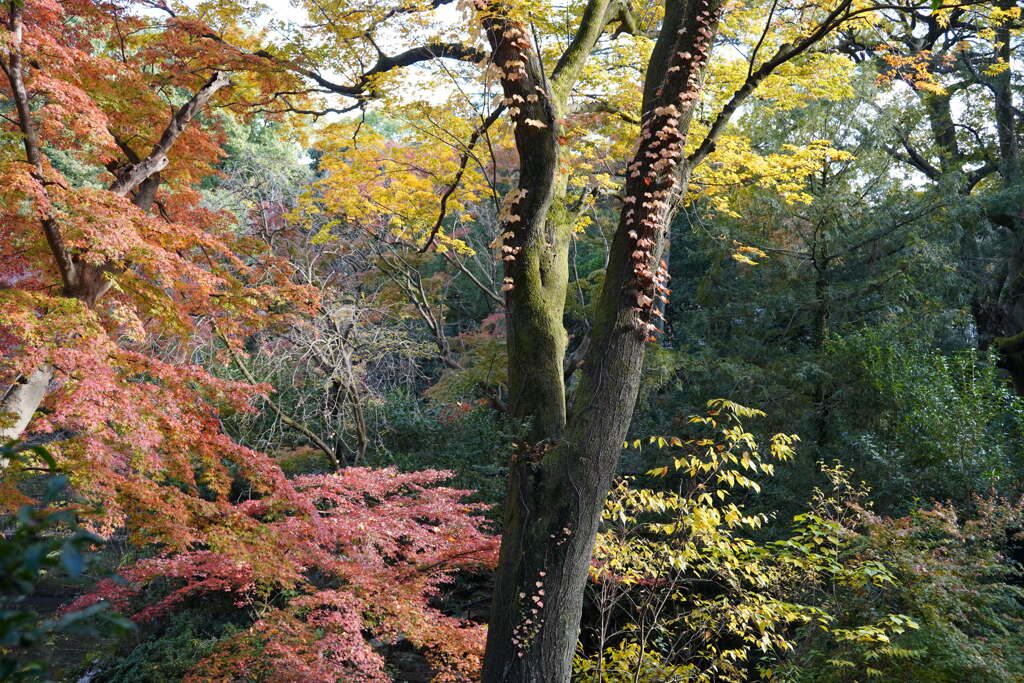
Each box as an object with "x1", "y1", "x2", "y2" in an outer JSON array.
[
  {"x1": 480, "y1": 0, "x2": 725, "y2": 678},
  {"x1": 982, "y1": 0, "x2": 1024, "y2": 391}
]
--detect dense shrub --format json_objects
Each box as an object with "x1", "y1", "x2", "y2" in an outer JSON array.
[
  {"x1": 70, "y1": 467, "x2": 498, "y2": 681},
  {"x1": 783, "y1": 483, "x2": 1024, "y2": 682},
  {"x1": 575, "y1": 403, "x2": 915, "y2": 682},
  {"x1": 0, "y1": 443, "x2": 132, "y2": 681},
  {"x1": 575, "y1": 405, "x2": 1024, "y2": 682}
]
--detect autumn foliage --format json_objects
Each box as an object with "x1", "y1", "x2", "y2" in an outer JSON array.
[
  {"x1": 4, "y1": 0, "x2": 1024, "y2": 678},
  {"x1": 1, "y1": 1, "x2": 496, "y2": 679},
  {"x1": 69, "y1": 468, "x2": 496, "y2": 680}
]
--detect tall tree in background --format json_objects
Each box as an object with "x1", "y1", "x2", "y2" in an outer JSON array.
[{"x1": 837, "y1": 1, "x2": 1024, "y2": 387}]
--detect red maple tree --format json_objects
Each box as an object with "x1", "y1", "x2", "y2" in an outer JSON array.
[{"x1": 1, "y1": 2, "x2": 496, "y2": 678}]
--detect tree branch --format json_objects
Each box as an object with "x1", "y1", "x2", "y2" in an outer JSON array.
[
  {"x1": 966, "y1": 159, "x2": 998, "y2": 191},
  {"x1": 444, "y1": 251, "x2": 505, "y2": 307},
  {"x1": 109, "y1": 71, "x2": 232, "y2": 196},
  {"x1": 420, "y1": 105, "x2": 506, "y2": 252},
  {"x1": 572, "y1": 99, "x2": 640, "y2": 124},
  {"x1": 896, "y1": 135, "x2": 942, "y2": 180},
  {"x1": 218, "y1": 326, "x2": 341, "y2": 471},
  {"x1": 2, "y1": 2, "x2": 75, "y2": 292},
  {"x1": 550, "y1": 0, "x2": 617, "y2": 106},
  {"x1": 259, "y1": 41, "x2": 484, "y2": 100},
  {"x1": 687, "y1": 0, "x2": 854, "y2": 168},
  {"x1": 611, "y1": 0, "x2": 641, "y2": 37}
]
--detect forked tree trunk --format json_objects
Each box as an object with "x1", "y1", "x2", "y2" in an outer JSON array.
[{"x1": 481, "y1": 0, "x2": 723, "y2": 677}]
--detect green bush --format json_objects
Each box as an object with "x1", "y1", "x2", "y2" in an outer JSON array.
[
  {"x1": 829, "y1": 332, "x2": 1024, "y2": 510},
  {"x1": 366, "y1": 391, "x2": 516, "y2": 512},
  {"x1": 0, "y1": 442, "x2": 133, "y2": 681},
  {"x1": 780, "y1": 466, "x2": 1024, "y2": 682},
  {"x1": 91, "y1": 604, "x2": 247, "y2": 683}
]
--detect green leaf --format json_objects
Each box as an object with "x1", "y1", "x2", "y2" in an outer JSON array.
[{"x1": 61, "y1": 542, "x2": 85, "y2": 577}]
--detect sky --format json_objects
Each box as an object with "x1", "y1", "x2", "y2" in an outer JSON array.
[
  {"x1": 259, "y1": 0, "x2": 307, "y2": 26},
  {"x1": 251, "y1": 0, "x2": 462, "y2": 34}
]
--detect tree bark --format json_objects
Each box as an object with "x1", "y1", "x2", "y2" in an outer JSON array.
[
  {"x1": 480, "y1": 6, "x2": 570, "y2": 439},
  {"x1": 973, "y1": 0, "x2": 1024, "y2": 390},
  {"x1": 0, "y1": 367, "x2": 54, "y2": 441}
]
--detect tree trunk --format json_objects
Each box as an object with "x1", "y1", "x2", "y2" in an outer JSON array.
[
  {"x1": 0, "y1": 367, "x2": 54, "y2": 441},
  {"x1": 976, "y1": 1, "x2": 1024, "y2": 392},
  {"x1": 482, "y1": 0, "x2": 724, "y2": 677}
]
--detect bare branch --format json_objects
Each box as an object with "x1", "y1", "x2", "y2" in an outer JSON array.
[
  {"x1": 747, "y1": 0, "x2": 779, "y2": 79},
  {"x1": 420, "y1": 105, "x2": 506, "y2": 252},
  {"x1": 444, "y1": 251, "x2": 505, "y2": 307},
  {"x1": 217, "y1": 324, "x2": 341, "y2": 470},
  {"x1": 572, "y1": 98, "x2": 640, "y2": 124},
  {"x1": 260, "y1": 42, "x2": 485, "y2": 99}
]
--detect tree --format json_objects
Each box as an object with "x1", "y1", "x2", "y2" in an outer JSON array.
[
  {"x1": 835, "y1": 1, "x2": 1024, "y2": 388},
  {"x1": 263, "y1": 0, "x2": 905, "y2": 675},
  {"x1": 0, "y1": 0, "x2": 320, "y2": 537},
  {"x1": 0, "y1": 0, "x2": 311, "y2": 441},
  {"x1": 1, "y1": 6, "x2": 500, "y2": 679},
  {"x1": 2, "y1": 2, "x2": 205, "y2": 437},
  {"x1": 641, "y1": 80, "x2": 986, "y2": 513}
]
